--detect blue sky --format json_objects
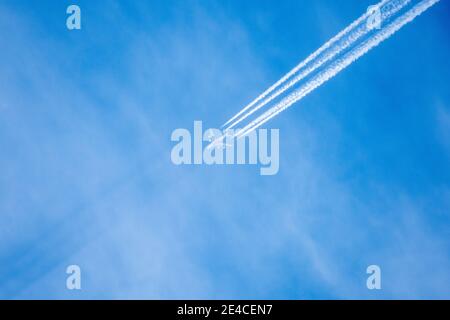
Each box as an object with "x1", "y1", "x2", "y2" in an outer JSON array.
[{"x1": 0, "y1": 0, "x2": 449, "y2": 299}]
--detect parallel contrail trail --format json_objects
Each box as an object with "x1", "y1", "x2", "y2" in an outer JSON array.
[
  {"x1": 234, "y1": 0, "x2": 440, "y2": 139},
  {"x1": 220, "y1": 0, "x2": 391, "y2": 129},
  {"x1": 210, "y1": 0, "x2": 440, "y2": 148},
  {"x1": 223, "y1": 0, "x2": 401, "y2": 130}
]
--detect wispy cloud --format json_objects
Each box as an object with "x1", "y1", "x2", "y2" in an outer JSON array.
[{"x1": 0, "y1": 0, "x2": 449, "y2": 299}]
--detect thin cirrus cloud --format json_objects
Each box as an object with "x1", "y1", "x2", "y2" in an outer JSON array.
[{"x1": 0, "y1": 0, "x2": 449, "y2": 299}]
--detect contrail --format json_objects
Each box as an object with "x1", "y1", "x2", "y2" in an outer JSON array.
[
  {"x1": 220, "y1": 0, "x2": 389, "y2": 128},
  {"x1": 209, "y1": 0, "x2": 440, "y2": 148},
  {"x1": 223, "y1": 0, "x2": 409, "y2": 130},
  {"x1": 234, "y1": 0, "x2": 440, "y2": 139}
]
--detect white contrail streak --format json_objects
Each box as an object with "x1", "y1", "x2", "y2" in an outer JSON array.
[
  {"x1": 220, "y1": 0, "x2": 384, "y2": 128},
  {"x1": 223, "y1": 0, "x2": 411, "y2": 130},
  {"x1": 233, "y1": 0, "x2": 440, "y2": 140}
]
